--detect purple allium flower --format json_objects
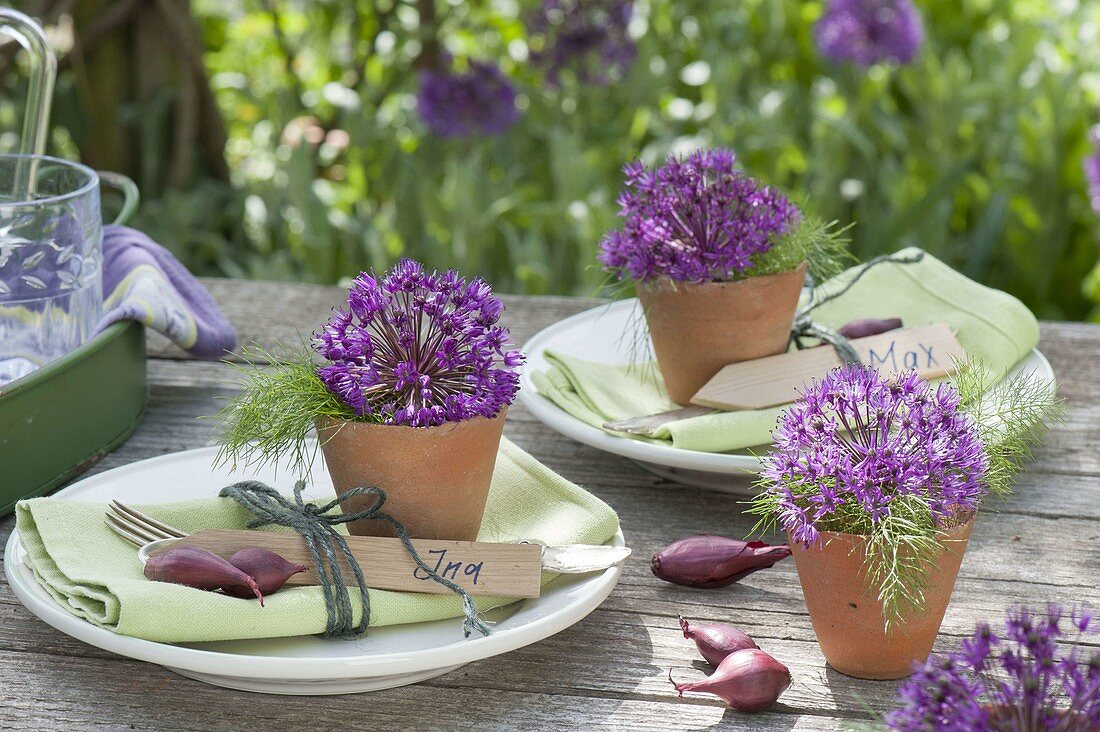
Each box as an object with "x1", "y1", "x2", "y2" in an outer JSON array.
[
  {"x1": 415, "y1": 61, "x2": 521, "y2": 138},
  {"x1": 598, "y1": 148, "x2": 802, "y2": 283},
  {"x1": 886, "y1": 605, "x2": 1100, "y2": 731},
  {"x1": 760, "y1": 365, "x2": 988, "y2": 546},
  {"x1": 1085, "y1": 126, "x2": 1100, "y2": 214},
  {"x1": 313, "y1": 259, "x2": 523, "y2": 427},
  {"x1": 815, "y1": 0, "x2": 924, "y2": 68},
  {"x1": 527, "y1": 0, "x2": 636, "y2": 87}
]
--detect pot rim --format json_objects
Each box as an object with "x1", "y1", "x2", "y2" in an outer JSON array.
[
  {"x1": 634, "y1": 260, "x2": 807, "y2": 293},
  {"x1": 315, "y1": 408, "x2": 508, "y2": 435},
  {"x1": 789, "y1": 513, "x2": 976, "y2": 549}
]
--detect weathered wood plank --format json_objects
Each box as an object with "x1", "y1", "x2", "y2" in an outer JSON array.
[
  {"x1": 0, "y1": 576, "x2": 1091, "y2": 723},
  {"x1": 0, "y1": 646, "x2": 850, "y2": 731}
]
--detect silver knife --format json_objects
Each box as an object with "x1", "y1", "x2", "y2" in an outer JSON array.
[
  {"x1": 603, "y1": 405, "x2": 716, "y2": 435},
  {"x1": 529, "y1": 542, "x2": 633, "y2": 573}
]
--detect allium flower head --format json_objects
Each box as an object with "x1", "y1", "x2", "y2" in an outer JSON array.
[
  {"x1": 313, "y1": 259, "x2": 523, "y2": 427},
  {"x1": 760, "y1": 365, "x2": 987, "y2": 546},
  {"x1": 815, "y1": 0, "x2": 924, "y2": 68},
  {"x1": 527, "y1": 0, "x2": 636, "y2": 87},
  {"x1": 887, "y1": 605, "x2": 1100, "y2": 731},
  {"x1": 1085, "y1": 125, "x2": 1100, "y2": 214},
  {"x1": 416, "y1": 60, "x2": 521, "y2": 138},
  {"x1": 598, "y1": 148, "x2": 802, "y2": 283}
]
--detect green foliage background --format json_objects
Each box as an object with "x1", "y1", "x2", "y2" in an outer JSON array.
[{"x1": 4, "y1": 0, "x2": 1100, "y2": 320}]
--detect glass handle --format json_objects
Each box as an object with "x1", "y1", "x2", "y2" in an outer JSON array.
[
  {"x1": 0, "y1": 8, "x2": 57, "y2": 197},
  {"x1": 0, "y1": 8, "x2": 55, "y2": 158},
  {"x1": 96, "y1": 171, "x2": 141, "y2": 226}
]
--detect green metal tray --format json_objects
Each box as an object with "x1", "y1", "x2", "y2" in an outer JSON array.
[{"x1": 0, "y1": 320, "x2": 147, "y2": 515}]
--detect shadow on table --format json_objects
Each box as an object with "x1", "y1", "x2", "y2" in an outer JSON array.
[
  {"x1": 819, "y1": 665, "x2": 898, "y2": 725},
  {"x1": 691, "y1": 704, "x2": 802, "y2": 732}
]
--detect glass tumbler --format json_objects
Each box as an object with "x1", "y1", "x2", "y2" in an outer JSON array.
[{"x1": 0, "y1": 154, "x2": 103, "y2": 385}]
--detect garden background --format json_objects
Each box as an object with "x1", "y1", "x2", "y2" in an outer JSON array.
[{"x1": 2, "y1": 0, "x2": 1099, "y2": 321}]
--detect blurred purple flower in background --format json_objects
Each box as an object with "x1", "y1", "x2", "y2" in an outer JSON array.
[
  {"x1": 815, "y1": 0, "x2": 924, "y2": 68},
  {"x1": 314, "y1": 259, "x2": 523, "y2": 427},
  {"x1": 527, "y1": 0, "x2": 636, "y2": 86},
  {"x1": 886, "y1": 605, "x2": 1100, "y2": 731},
  {"x1": 598, "y1": 148, "x2": 801, "y2": 283},
  {"x1": 416, "y1": 61, "x2": 521, "y2": 138},
  {"x1": 760, "y1": 365, "x2": 987, "y2": 547},
  {"x1": 1085, "y1": 126, "x2": 1100, "y2": 214}
]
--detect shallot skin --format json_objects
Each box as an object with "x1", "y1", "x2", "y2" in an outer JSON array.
[
  {"x1": 679, "y1": 615, "x2": 758, "y2": 666},
  {"x1": 144, "y1": 546, "x2": 264, "y2": 605},
  {"x1": 670, "y1": 648, "x2": 792, "y2": 712},
  {"x1": 225, "y1": 547, "x2": 308, "y2": 597},
  {"x1": 837, "y1": 317, "x2": 903, "y2": 340},
  {"x1": 651, "y1": 535, "x2": 792, "y2": 588}
]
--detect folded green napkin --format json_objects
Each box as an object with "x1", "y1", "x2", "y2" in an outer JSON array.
[
  {"x1": 532, "y1": 248, "x2": 1039, "y2": 454},
  {"x1": 15, "y1": 438, "x2": 619, "y2": 643}
]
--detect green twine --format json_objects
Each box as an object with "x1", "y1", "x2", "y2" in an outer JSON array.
[
  {"x1": 790, "y1": 251, "x2": 926, "y2": 362},
  {"x1": 218, "y1": 480, "x2": 492, "y2": 639}
]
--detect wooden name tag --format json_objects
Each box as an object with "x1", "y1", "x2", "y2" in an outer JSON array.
[
  {"x1": 164, "y1": 530, "x2": 545, "y2": 599},
  {"x1": 690, "y1": 323, "x2": 967, "y2": 412}
]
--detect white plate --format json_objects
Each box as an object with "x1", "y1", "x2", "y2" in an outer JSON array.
[
  {"x1": 519, "y1": 298, "x2": 1056, "y2": 491},
  {"x1": 4, "y1": 446, "x2": 625, "y2": 695}
]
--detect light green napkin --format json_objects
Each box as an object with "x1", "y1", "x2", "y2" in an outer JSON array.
[
  {"x1": 15, "y1": 438, "x2": 619, "y2": 643},
  {"x1": 532, "y1": 248, "x2": 1040, "y2": 453}
]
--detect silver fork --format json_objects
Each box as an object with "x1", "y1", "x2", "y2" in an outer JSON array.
[{"x1": 104, "y1": 501, "x2": 186, "y2": 564}]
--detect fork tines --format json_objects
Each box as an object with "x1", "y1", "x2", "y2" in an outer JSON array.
[{"x1": 104, "y1": 500, "x2": 188, "y2": 547}]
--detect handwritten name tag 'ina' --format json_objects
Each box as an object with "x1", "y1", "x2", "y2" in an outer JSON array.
[
  {"x1": 690, "y1": 323, "x2": 967, "y2": 412},
  {"x1": 166, "y1": 530, "x2": 546, "y2": 598}
]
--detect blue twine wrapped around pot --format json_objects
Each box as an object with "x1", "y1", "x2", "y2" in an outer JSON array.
[{"x1": 219, "y1": 480, "x2": 492, "y2": 639}]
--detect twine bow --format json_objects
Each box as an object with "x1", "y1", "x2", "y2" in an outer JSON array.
[
  {"x1": 219, "y1": 480, "x2": 492, "y2": 639},
  {"x1": 789, "y1": 251, "x2": 925, "y2": 363}
]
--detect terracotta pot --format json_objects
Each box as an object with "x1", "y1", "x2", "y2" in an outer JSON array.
[
  {"x1": 789, "y1": 518, "x2": 974, "y2": 680},
  {"x1": 636, "y1": 263, "x2": 806, "y2": 405},
  {"x1": 316, "y1": 411, "x2": 506, "y2": 541}
]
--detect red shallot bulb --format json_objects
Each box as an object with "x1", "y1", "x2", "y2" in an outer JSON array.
[
  {"x1": 225, "y1": 547, "x2": 308, "y2": 597},
  {"x1": 669, "y1": 648, "x2": 792, "y2": 712},
  {"x1": 837, "y1": 317, "x2": 903, "y2": 340},
  {"x1": 144, "y1": 546, "x2": 264, "y2": 605},
  {"x1": 678, "y1": 615, "x2": 758, "y2": 666},
  {"x1": 651, "y1": 535, "x2": 792, "y2": 588}
]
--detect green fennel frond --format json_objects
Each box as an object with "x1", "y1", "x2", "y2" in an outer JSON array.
[
  {"x1": 862, "y1": 493, "x2": 943, "y2": 631},
  {"x1": 954, "y1": 359, "x2": 1063, "y2": 497},
  {"x1": 752, "y1": 214, "x2": 855, "y2": 283},
  {"x1": 213, "y1": 342, "x2": 362, "y2": 479}
]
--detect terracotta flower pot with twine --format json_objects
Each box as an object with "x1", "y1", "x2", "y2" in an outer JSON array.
[
  {"x1": 636, "y1": 263, "x2": 806, "y2": 405},
  {"x1": 316, "y1": 410, "x2": 507, "y2": 541},
  {"x1": 789, "y1": 517, "x2": 974, "y2": 680}
]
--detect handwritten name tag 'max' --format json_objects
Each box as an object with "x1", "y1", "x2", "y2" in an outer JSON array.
[{"x1": 690, "y1": 323, "x2": 967, "y2": 412}]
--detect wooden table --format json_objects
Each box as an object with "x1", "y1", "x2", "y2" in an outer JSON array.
[{"x1": 2, "y1": 280, "x2": 1098, "y2": 730}]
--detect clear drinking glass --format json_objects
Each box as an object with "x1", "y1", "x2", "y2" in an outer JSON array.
[{"x1": 0, "y1": 154, "x2": 103, "y2": 384}]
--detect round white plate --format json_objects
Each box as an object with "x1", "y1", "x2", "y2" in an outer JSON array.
[
  {"x1": 519, "y1": 298, "x2": 1056, "y2": 491},
  {"x1": 5, "y1": 446, "x2": 625, "y2": 695}
]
